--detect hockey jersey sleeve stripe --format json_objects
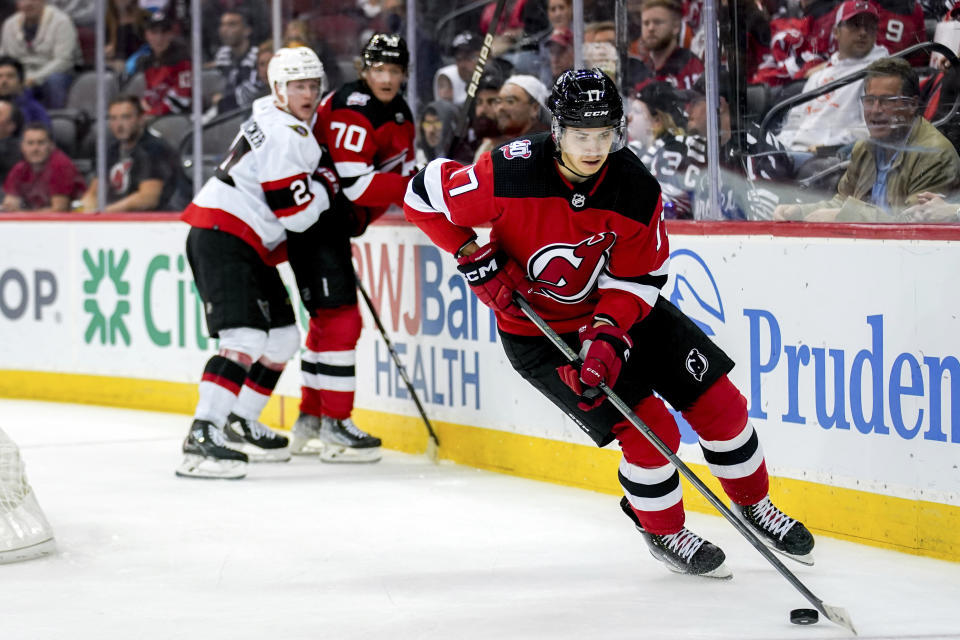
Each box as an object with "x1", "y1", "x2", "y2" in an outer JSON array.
[
  {"x1": 596, "y1": 273, "x2": 661, "y2": 308},
  {"x1": 342, "y1": 172, "x2": 374, "y2": 201},
  {"x1": 334, "y1": 161, "x2": 374, "y2": 178},
  {"x1": 405, "y1": 170, "x2": 433, "y2": 212},
  {"x1": 261, "y1": 174, "x2": 307, "y2": 191},
  {"x1": 423, "y1": 160, "x2": 452, "y2": 219}
]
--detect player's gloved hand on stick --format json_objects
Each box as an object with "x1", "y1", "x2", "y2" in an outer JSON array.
[
  {"x1": 557, "y1": 323, "x2": 633, "y2": 410},
  {"x1": 456, "y1": 241, "x2": 527, "y2": 317}
]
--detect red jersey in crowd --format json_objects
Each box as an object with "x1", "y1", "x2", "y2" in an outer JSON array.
[
  {"x1": 404, "y1": 133, "x2": 669, "y2": 336},
  {"x1": 3, "y1": 149, "x2": 85, "y2": 210},
  {"x1": 136, "y1": 39, "x2": 192, "y2": 117},
  {"x1": 637, "y1": 47, "x2": 704, "y2": 91}
]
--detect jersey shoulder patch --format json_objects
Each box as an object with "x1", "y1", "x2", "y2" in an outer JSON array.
[{"x1": 288, "y1": 124, "x2": 309, "y2": 137}]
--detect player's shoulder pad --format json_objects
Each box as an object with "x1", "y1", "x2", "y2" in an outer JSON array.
[
  {"x1": 604, "y1": 146, "x2": 663, "y2": 227},
  {"x1": 489, "y1": 131, "x2": 554, "y2": 192}
]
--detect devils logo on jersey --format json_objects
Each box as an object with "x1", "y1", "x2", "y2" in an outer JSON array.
[
  {"x1": 501, "y1": 139, "x2": 532, "y2": 160},
  {"x1": 528, "y1": 232, "x2": 617, "y2": 303},
  {"x1": 109, "y1": 159, "x2": 133, "y2": 195}
]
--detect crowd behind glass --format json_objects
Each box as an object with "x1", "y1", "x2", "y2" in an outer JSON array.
[{"x1": 1, "y1": 0, "x2": 959, "y2": 223}]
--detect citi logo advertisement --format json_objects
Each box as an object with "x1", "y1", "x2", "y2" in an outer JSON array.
[
  {"x1": 81, "y1": 248, "x2": 210, "y2": 350},
  {"x1": 671, "y1": 248, "x2": 959, "y2": 446}
]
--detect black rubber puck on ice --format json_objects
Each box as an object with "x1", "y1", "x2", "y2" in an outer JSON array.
[{"x1": 790, "y1": 608, "x2": 819, "y2": 625}]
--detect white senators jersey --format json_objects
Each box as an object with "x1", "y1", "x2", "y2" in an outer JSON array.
[{"x1": 182, "y1": 96, "x2": 333, "y2": 265}]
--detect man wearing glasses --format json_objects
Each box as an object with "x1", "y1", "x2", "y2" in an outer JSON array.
[{"x1": 774, "y1": 57, "x2": 960, "y2": 222}]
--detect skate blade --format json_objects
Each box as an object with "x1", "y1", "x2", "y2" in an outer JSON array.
[
  {"x1": 319, "y1": 445, "x2": 382, "y2": 464},
  {"x1": 664, "y1": 560, "x2": 734, "y2": 580},
  {"x1": 228, "y1": 442, "x2": 291, "y2": 463},
  {"x1": 289, "y1": 438, "x2": 324, "y2": 456},
  {"x1": 175, "y1": 454, "x2": 247, "y2": 479},
  {"x1": 778, "y1": 548, "x2": 814, "y2": 566},
  {"x1": 0, "y1": 537, "x2": 56, "y2": 564},
  {"x1": 247, "y1": 449, "x2": 292, "y2": 463}
]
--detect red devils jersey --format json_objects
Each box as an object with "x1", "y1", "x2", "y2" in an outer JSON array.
[
  {"x1": 807, "y1": 0, "x2": 925, "y2": 58},
  {"x1": 403, "y1": 133, "x2": 669, "y2": 337},
  {"x1": 314, "y1": 80, "x2": 416, "y2": 211},
  {"x1": 636, "y1": 47, "x2": 704, "y2": 92},
  {"x1": 136, "y1": 41, "x2": 192, "y2": 117}
]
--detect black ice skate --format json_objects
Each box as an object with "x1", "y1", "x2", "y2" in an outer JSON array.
[
  {"x1": 732, "y1": 495, "x2": 815, "y2": 565},
  {"x1": 290, "y1": 413, "x2": 323, "y2": 456},
  {"x1": 224, "y1": 413, "x2": 291, "y2": 463},
  {"x1": 620, "y1": 496, "x2": 732, "y2": 579},
  {"x1": 317, "y1": 416, "x2": 382, "y2": 463},
  {"x1": 176, "y1": 420, "x2": 248, "y2": 479}
]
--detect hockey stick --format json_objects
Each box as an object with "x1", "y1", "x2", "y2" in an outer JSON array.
[
  {"x1": 513, "y1": 293, "x2": 857, "y2": 635},
  {"x1": 446, "y1": 0, "x2": 510, "y2": 157},
  {"x1": 355, "y1": 271, "x2": 440, "y2": 462}
]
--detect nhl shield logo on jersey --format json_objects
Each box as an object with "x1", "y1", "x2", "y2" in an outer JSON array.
[
  {"x1": 347, "y1": 91, "x2": 371, "y2": 106},
  {"x1": 501, "y1": 139, "x2": 532, "y2": 160},
  {"x1": 571, "y1": 193, "x2": 586, "y2": 209},
  {"x1": 395, "y1": 112, "x2": 405, "y2": 124},
  {"x1": 528, "y1": 232, "x2": 616, "y2": 303},
  {"x1": 685, "y1": 348, "x2": 709, "y2": 381}
]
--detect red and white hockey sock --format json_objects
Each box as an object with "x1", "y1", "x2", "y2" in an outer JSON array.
[
  {"x1": 615, "y1": 395, "x2": 686, "y2": 535},
  {"x1": 232, "y1": 361, "x2": 283, "y2": 421},
  {"x1": 682, "y1": 376, "x2": 769, "y2": 506},
  {"x1": 194, "y1": 355, "x2": 248, "y2": 426},
  {"x1": 300, "y1": 306, "x2": 361, "y2": 420}
]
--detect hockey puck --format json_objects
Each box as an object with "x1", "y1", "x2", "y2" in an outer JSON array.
[{"x1": 790, "y1": 608, "x2": 819, "y2": 625}]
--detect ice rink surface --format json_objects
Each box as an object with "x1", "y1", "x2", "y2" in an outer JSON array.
[{"x1": 2, "y1": 399, "x2": 959, "y2": 640}]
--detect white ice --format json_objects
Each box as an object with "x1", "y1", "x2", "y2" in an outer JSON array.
[{"x1": 1, "y1": 399, "x2": 959, "y2": 640}]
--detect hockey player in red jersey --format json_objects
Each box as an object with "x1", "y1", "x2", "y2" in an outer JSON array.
[
  {"x1": 404, "y1": 69, "x2": 815, "y2": 578},
  {"x1": 286, "y1": 33, "x2": 418, "y2": 462},
  {"x1": 177, "y1": 47, "x2": 337, "y2": 479}
]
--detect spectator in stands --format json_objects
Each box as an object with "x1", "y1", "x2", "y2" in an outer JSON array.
[
  {"x1": 685, "y1": 73, "x2": 793, "y2": 219},
  {"x1": 81, "y1": 95, "x2": 181, "y2": 212},
  {"x1": 434, "y1": 31, "x2": 482, "y2": 104},
  {"x1": 215, "y1": 37, "x2": 270, "y2": 114},
  {"x1": 2, "y1": 122, "x2": 84, "y2": 211},
  {"x1": 106, "y1": 0, "x2": 148, "y2": 76},
  {"x1": 778, "y1": 0, "x2": 888, "y2": 154},
  {"x1": 635, "y1": 0, "x2": 703, "y2": 90},
  {"x1": 546, "y1": 27, "x2": 575, "y2": 83},
  {"x1": 448, "y1": 68, "x2": 507, "y2": 163},
  {"x1": 628, "y1": 80, "x2": 686, "y2": 155},
  {"x1": 282, "y1": 20, "x2": 343, "y2": 91},
  {"x1": 476, "y1": 73, "x2": 549, "y2": 157},
  {"x1": 902, "y1": 191, "x2": 960, "y2": 222},
  {"x1": 415, "y1": 100, "x2": 459, "y2": 165},
  {"x1": 0, "y1": 56, "x2": 50, "y2": 126},
  {"x1": 135, "y1": 10, "x2": 191, "y2": 117},
  {"x1": 0, "y1": 0, "x2": 79, "y2": 108},
  {"x1": 495, "y1": 74, "x2": 549, "y2": 138},
  {"x1": 201, "y1": 0, "x2": 269, "y2": 60},
  {"x1": 0, "y1": 98, "x2": 24, "y2": 181},
  {"x1": 774, "y1": 58, "x2": 960, "y2": 222},
  {"x1": 211, "y1": 8, "x2": 260, "y2": 112},
  {"x1": 548, "y1": 0, "x2": 573, "y2": 30}
]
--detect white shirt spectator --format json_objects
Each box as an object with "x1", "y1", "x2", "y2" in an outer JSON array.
[
  {"x1": 0, "y1": 4, "x2": 79, "y2": 86},
  {"x1": 433, "y1": 64, "x2": 466, "y2": 104},
  {"x1": 779, "y1": 44, "x2": 889, "y2": 151}
]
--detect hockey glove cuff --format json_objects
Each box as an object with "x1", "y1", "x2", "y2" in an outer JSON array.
[
  {"x1": 456, "y1": 242, "x2": 527, "y2": 317},
  {"x1": 557, "y1": 324, "x2": 633, "y2": 410}
]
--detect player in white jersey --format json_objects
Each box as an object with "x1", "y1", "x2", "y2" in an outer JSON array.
[{"x1": 177, "y1": 47, "x2": 338, "y2": 479}]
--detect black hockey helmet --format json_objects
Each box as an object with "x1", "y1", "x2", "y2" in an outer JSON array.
[
  {"x1": 362, "y1": 33, "x2": 409, "y2": 70},
  {"x1": 548, "y1": 68, "x2": 626, "y2": 153}
]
